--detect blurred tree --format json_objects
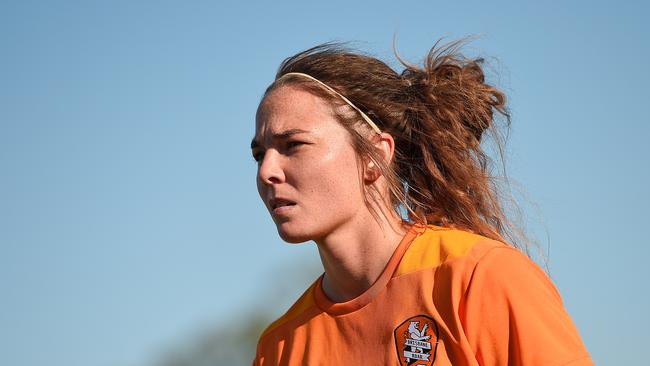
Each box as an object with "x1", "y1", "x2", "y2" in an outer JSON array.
[{"x1": 153, "y1": 255, "x2": 322, "y2": 366}]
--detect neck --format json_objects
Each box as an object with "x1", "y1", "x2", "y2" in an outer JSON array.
[{"x1": 316, "y1": 211, "x2": 408, "y2": 303}]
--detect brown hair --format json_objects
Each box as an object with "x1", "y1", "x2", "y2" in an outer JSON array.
[{"x1": 263, "y1": 39, "x2": 524, "y2": 249}]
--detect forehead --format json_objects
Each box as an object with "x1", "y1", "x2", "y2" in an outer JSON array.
[{"x1": 255, "y1": 85, "x2": 341, "y2": 139}]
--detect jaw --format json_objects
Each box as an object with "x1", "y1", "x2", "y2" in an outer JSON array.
[{"x1": 276, "y1": 224, "x2": 312, "y2": 244}]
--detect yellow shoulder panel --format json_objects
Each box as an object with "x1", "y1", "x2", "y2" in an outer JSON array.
[{"x1": 393, "y1": 225, "x2": 493, "y2": 277}]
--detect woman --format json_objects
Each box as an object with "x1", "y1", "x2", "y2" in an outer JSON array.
[{"x1": 250, "y1": 40, "x2": 593, "y2": 365}]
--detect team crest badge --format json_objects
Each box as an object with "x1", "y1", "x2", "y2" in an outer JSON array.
[{"x1": 393, "y1": 315, "x2": 439, "y2": 366}]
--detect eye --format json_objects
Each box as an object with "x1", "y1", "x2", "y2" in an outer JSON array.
[
  {"x1": 286, "y1": 140, "x2": 305, "y2": 149},
  {"x1": 252, "y1": 150, "x2": 264, "y2": 163}
]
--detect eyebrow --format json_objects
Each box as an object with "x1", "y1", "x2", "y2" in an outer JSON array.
[{"x1": 250, "y1": 128, "x2": 310, "y2": 149}]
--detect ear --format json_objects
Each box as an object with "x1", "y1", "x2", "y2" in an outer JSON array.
[{"x1": 363, "y1": 132, "x2": 395, "y2": 183}]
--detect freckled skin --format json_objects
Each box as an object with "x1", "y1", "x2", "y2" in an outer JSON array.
[
  {"x1": 253, "y1": 85, "x2": 408, "y2": 302},
  {"x1": 254, "y1": 86, "x2": 367, "y2": 244}
]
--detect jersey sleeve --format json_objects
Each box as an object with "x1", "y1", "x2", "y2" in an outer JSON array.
[{"x1": 461, "y1": 246, "x2": 593, "y2": 366}]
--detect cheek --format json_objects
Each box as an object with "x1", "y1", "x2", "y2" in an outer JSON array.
[{"x1": 300, "y1": 147, "x2": 364, "y2": 206}]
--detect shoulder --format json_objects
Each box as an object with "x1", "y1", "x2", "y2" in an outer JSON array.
[
  {"x1": 459, "y1": 244, "x2": 592, "y2": 365},
  {"x1": 394, "y1": 225, "x2": 559, "y2": 301},
  {"x1": 465, "y1": 245, "x2": 563, "y2": 304},
  {"x1": 253, "y1": 277, "x2": 323, "y2": 365},
  {"x1": 394, "y1": 224, "x2": 509, "y2": 277},
  {"x1": 256, "y1": 276, "x2": 320, "y2": 342}
]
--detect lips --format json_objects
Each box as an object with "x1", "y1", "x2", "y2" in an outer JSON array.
[
  {"x1": 269, "y1": 197, "x2": 297, "y2": 210},
  {"x1": 269, "y1": 197, "x2": 296, "y2": 215}
]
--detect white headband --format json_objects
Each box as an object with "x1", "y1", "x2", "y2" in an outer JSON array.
[{"x1": 277, "y1": 72, "x2": 382, "y2": 134}]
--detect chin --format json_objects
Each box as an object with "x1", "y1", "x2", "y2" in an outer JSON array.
[
  {"x1": 276, "y1": 228, "x2": 311, "y2": 244},
  {"x1": 275, "y1": 222, "x2": 314, "y2": 244}
]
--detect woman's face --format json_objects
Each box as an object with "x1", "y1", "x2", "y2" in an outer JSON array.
[{"x1": 252, "y1": 85, "x2": 368, "y2": 243}]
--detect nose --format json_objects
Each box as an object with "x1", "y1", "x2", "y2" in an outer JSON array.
[{"x1": 257, "y1": 149, "x2": 285, "y2": 186}]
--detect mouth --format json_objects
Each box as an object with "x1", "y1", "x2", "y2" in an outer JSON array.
[{"x1": 269, "y1": 198, "x2": 297, "y2": 215}]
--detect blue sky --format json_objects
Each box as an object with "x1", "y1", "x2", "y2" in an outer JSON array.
[{"x1": 1, "y1": 0, "x2": 648, "y2": 365}]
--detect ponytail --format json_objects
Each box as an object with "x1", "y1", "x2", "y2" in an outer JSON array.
[{"x1": 395, "y1": 40, "x2": 512, "y2": 243}]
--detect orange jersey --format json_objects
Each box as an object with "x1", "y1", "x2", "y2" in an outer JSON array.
[{"x1": 253, "y1": 224, "x2": 593, "y2": 365}]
